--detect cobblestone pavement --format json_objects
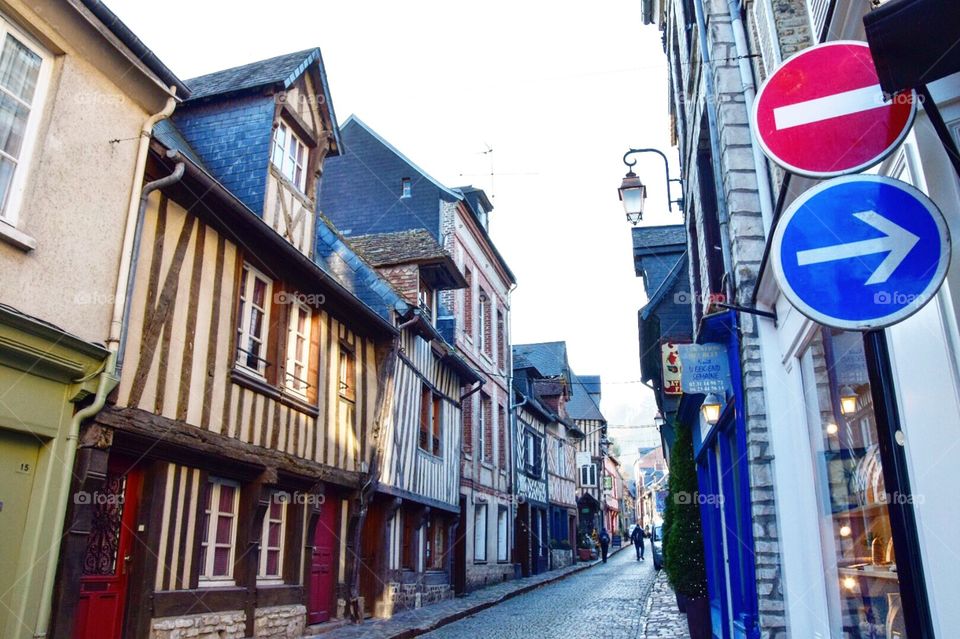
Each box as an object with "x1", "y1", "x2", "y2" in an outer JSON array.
[
  {"x1": 424, "y1": 546, "x2": 663, "y2": 639},
  {"x1": 639, "y1": 571, "x2": 690, "y2": 639}
]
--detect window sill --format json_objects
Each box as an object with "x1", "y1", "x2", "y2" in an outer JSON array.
[
  {"x1": 472, "y1": 560, "x2": 487, "y2": 565},
  {"x1": 417, "y1": 447, "x2": 444, "y2": 462},
  {"x1": 197, "y1": 578, "x2": 236, "y2": 589},
  {"x1": 480, "y1": 461, "x2": 494, "y2": 470},
  {"x1": 256, "y1": 578, "x2": 284, "y2": 586},
  {"x1": 0, "y1": 220, "x2": 37, "y2": 251},
  {"x1": 230, "y1": 368, "x2": 320, "y2": 417}
]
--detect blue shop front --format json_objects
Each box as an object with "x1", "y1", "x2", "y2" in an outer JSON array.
[{"x1": 677, "y1": 311, "x2": 760, "y2": 639}]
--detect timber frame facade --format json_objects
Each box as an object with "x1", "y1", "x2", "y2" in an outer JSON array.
[{"x1": 50, "y1": 49, "x2": 404, "y2": 639}]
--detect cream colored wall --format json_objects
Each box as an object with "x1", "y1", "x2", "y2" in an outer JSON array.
[{"x1": 0, "y1": 0, "x2": 169, "y2": 344}]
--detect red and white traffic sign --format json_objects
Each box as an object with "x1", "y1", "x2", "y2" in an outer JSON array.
[{"x1": 751, "y1": 41, "x2": 916, "y2": 178}]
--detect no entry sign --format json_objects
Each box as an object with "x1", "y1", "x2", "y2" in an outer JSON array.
[{"x1": 752, "y1": 41, "x2": 916, "y2": 177}]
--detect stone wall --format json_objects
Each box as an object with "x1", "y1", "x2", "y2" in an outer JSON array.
[
  {"x1": 551, "y1": 549, "x2": 574, "y2": 570},
  {"x1": 150, "y1": 610, "x2": 246, "y2": 639},
  {"x1": 253, "y1": 605, "x2": 306, "y2": 638}
]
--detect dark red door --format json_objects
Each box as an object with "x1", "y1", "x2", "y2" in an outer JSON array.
[
  {"x1": 73, "y1": 460, "x2": 142, "y2": 639},
  {"x1": 308, "y1": 498, "x2": 339, "y2": 624}
]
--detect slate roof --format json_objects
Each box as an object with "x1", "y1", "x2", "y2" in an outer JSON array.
[
  {"x1": 579, "y1": 375, "x2": 602, "y2": 398},
  {"x1": 632, "y1": 224, "x2": 686, "y2": 254},
  {"x1": 640, "y1": 252, "x2": 688, "y2": 320},
  {"x1": 313, "y1": 216, "x2": 409, "y2": 322},
  {"x1": 152, "y1": 119, "x2": 205, "y2": 168},
  {"x1": 567, "y1": 373, "x2": 606, "y2": 422},
  {"x1": 347, "y1": 230, "x2": 451, "y2": 267},
  {"x1": 512, "y1": 342, "x2": 570, "y2": 379},
  {"x1": 186, "y1": 48, "x2": 319, "y2": 99}
]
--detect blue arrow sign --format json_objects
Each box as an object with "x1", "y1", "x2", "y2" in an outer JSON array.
[{"x1": 772, "y1": 175, "x2": 950, "y2": 330}]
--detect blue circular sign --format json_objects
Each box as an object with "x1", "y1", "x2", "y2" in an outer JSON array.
[{"x1": 772, "y1": 175, "x2": 950, "y2": 330}]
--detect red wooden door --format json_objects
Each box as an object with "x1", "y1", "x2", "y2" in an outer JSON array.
[
  {"x1": 308, "y1": 498, "x2": 339, "y2": 624},
  {"x1": 73, "y1": 460, "x2": 142, "y2": 639}
]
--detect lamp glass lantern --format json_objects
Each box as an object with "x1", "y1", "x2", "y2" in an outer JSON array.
[
  {"x1": 653, "y1": 411, "x2": 666, "y2": 429},
  {"x1": 618, "y1": 171, "x2": 647, "y2": 225},
  {"x1": 839, "y1": 385, "x2": 858, "y2": 416},
  {"x1": 701, "y1": 393, "x2": 723, "y2": 425}
]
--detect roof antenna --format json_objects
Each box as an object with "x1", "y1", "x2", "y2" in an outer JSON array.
[{"x1": 481, "y1": 143, "x2": 494, "y2": 201}]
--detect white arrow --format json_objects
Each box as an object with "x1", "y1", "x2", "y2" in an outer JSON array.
[{"x1": 796, "y1": 211, "x2": 919, "y2": 285}]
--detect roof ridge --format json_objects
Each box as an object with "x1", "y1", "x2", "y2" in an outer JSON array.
[{"x1": 185, "y1": 47, "x2": 318, "y2": 85}]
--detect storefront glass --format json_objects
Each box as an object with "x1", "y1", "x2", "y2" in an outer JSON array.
[{"x1": 799, "y1": 327, "x2": 907, "y2": 638}]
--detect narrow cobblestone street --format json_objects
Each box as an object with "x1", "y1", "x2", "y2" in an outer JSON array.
[{"x1": 421, "y1": 547, "x2": 689, "y2": 639}]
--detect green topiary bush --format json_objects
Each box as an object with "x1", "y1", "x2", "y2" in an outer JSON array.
[{"x1": 663, "y1": 420, "x2": 708, "y2": 598}]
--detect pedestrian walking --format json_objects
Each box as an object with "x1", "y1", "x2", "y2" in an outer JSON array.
[
  {"x1": 599, "y1": 528, "x2": 610, "y2": 563},
  {"x1": 631, "y1": 522, "x2": 645, "y2": 560}
]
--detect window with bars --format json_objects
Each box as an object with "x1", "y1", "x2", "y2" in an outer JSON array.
[
  {"x1": 258, "y1": 496, "x2": 286, "y2": 583},
  {"x1": 237, "y1": 264, "x2": 272, "y2": 376},
  {"x1": 496, "y1": 309, "x2": 505, "y2": 369},
  {"x1": 0, "y1": 23, "x2": 46, "y2": 226},
  {"x1": 284, "y1": 302, "x2": 311, "y2": 396},
  {"x1": 463, "y1": 267, "x2": 473, "y2": 337},
  {"x1": 271, "y1": 121, "x2": 307, "y2": 191},
  {"x1": 199, "y1": 479, "x2": 240, "y2": 585}
]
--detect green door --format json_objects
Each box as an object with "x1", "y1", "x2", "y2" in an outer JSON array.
[{"x1": 0, "y1": 430, "x2": 40, "y2": 633}]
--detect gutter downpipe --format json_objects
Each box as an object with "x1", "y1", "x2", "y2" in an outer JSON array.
[
  {"x1": 693, "y1": 0, "x2": 736, "y2": 304},
  {"x1": 727, "y1": 0, "x2": 776, "y2": 236},
  {"x1": 33, "y1": 94, "x2": 178, "y2": 637},
  {"x1": 108, "y1": 91, "x2": 178, "y2": 362}
]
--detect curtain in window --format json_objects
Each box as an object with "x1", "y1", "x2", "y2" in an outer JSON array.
[{"x1": 0, "y1": 34, "x2": 40, "y2": 214}]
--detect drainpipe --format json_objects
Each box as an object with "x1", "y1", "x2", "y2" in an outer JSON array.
[
  {"x1": 108, "y1": 91, "x2": 178, "y2": 363},
  {"x1": 117, "y1": 158, "x2": 186, "y2": 372},
  {"x1": 509, "y1": 392, "x2": 526, "y2": 570},
  {"x1": 32, "y1": 353, "x2": 118, "y2": 638},
  {"x1": 32, "y1": 93, "x2": 179, "y2": 637},
  {"x1": 727, "y1": 0, "x2": 776, "y2": 235},
  {"x1": 692, "y1": 0, "x2": 736, "y2": 303}
]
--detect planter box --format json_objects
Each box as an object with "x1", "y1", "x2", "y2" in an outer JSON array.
[
  {"x1": 550, "y1": 549, "x2": 573, "y2": 569},
  {"x1": 577, "y1": 548, "x2": 593, "y2": 561}
]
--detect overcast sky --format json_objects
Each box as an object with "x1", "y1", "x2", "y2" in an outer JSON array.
[{"x1": 107, "y1": 0, "x2": 677, "y2": 471}]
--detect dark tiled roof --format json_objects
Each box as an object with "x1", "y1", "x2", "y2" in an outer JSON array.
[
  {"x1": 641, "y1": 253, "x2": 688, "y2": 320},
  {"x1": 347, "y1": 230, "x2": 451, "y2": 267},
  {"x1": 579, "y1": 375, "x2": 602, "y2": 397},
  {"x1": 152, "y1": 119, "x2": 205, "y2": 168},
  {"x1": 512, "y1": 342, "x2": 569, "y2": 378},
  {"x1": 567, "y1": 373, "x2": 606, "y2": 422},
  {"x1": 632, "y1": 224, "x2": 687, "y2": 253},
  {"x1": 313, "y1": 217, "x2": 409, "y2": 322},
  {"x1": 185, "y1": 48, "x2": 320, "y2": 99}
]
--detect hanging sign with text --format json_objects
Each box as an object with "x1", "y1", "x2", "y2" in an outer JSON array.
[{"x1": 677, "y1": 343, "x2": 732, "y2": 395}]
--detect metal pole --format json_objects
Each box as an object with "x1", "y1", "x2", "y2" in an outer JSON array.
[{"x1": 623, "y1": 147, "x2": 684, "y2": 211}]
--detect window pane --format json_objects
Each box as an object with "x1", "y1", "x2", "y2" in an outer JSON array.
[
  {"x1": 252, "y1": 278, "x2": 266, "y2": 308},
  {"x1": 0, "y1": 36, "x2": 41, "y2": 105},
  {"x1": 800, "y1": 328, "x2": 907, "y2": 637},
  {"x1": 0, "y1": 155, "x2": 15, "y2": 213},
  {"x1": 216, "y1": 515, "x2": 232, "y2": 544},
  {"x1": 213, "y1": 547, "x2": 230, "y2": 576},
  {"x1": 266, "y1": 550, "x2": 279, "y2": 576},
  {"x1": 0, "y1": 93, "x2": 29, "y2": 159},
  {"x1": 218, "y1": 485, "x2": 235, "y2": 512}
]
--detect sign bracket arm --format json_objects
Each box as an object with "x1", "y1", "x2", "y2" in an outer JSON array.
[{"x1": 715, "y1": 302, "x2": 778, "y2": 324}]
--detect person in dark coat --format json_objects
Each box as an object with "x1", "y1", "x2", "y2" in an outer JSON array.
[
  {"x1": 599, "y1": 528, "x2": 610, "y2": 563},
  {"x1": 631, "y1": 523, "x2": 645, "y2": 561}
]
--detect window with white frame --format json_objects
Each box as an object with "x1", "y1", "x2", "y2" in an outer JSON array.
[
  {"x1": 199, "y1": 479, "x2": 240, "y2": 584},
  {"x1": 477, "y1": 397, "x2": 486, "y2": 461},
  {"x1": 0, "y1": 21, "x2": 48, "y2": 225},
  {"x1": 285, "y1": 301, "x2": 311, "y2": 395},
  {"x1": 497, "y1": 506, "x2": 508, "y2": 562},
  {"x1": 473, "y1": 503, "x2": 487, "y2": 562},
  {"x1": 579, "y1": 463, "x2": 597, "y2": 487},
  {"x1": 237, "y1": 264, "x2": 272, "y2": 376},
  {"x1": 401, "y1": 177, "x2": 412, "y2": 198},
  {"x1": 478, "y1": 291, "x2": 490, "y2": 355},
  {"x1": 271, "y1": 121, "x2": 307, "y2": 191},
  {"x1": 258, "y1": 496, "x2": 287, "y2": 583},
  {"x1": 557, "y1": 439, "x2": 565, "y2": 471}
]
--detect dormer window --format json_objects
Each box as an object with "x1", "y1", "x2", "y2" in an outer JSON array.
[
  {"x1": 401, "y1": 177, "x2": 411, "y2": 198},
  {"x1": 418, "y1": 277, "x2": 436, "y2": 323},
  {"x1": 271, "y1": 121, "x2": 307, "y2": 191}
]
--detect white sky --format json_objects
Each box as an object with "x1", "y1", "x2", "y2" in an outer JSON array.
[{"x1": 107, "y1": 0, "x2": 678, "y2": 472}]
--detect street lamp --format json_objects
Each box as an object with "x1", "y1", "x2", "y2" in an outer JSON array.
[
  {"x1": 701, "y1": 393, "x2": 723, "y2": 425},
  {"x1": 618, "y1": 147, "x2": 683, "y2": 225},
  {"x1": 653, "y1": 411, "x2": 666, "y2": 430},
  {"x1": 618, "y1": 171, "x2": 646, "y2": 225},
  {"x1": 839, "y1": 386, "x2": 858, "y2": 415}
]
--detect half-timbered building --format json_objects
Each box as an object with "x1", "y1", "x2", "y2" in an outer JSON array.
[
  {"x1": 318, "y1": 116, "x2": 517, "y2": 594},
  {"x1": 569, "y1": 374, "x2": 608, "y2": 535},
  {"x1": 51, "y1": 49, "x2": 402, "y2": 639},
  {"x1": 336, "y1": 230, "x2": 479, "y2": 617}
]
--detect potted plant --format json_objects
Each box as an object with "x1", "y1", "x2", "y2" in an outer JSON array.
[
  {"x1": 663, "y1": 421, "x2": 711, "y2": 639},
  {"x1": 576, "y1": 531, "x2": 595, "y2": 561}
]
